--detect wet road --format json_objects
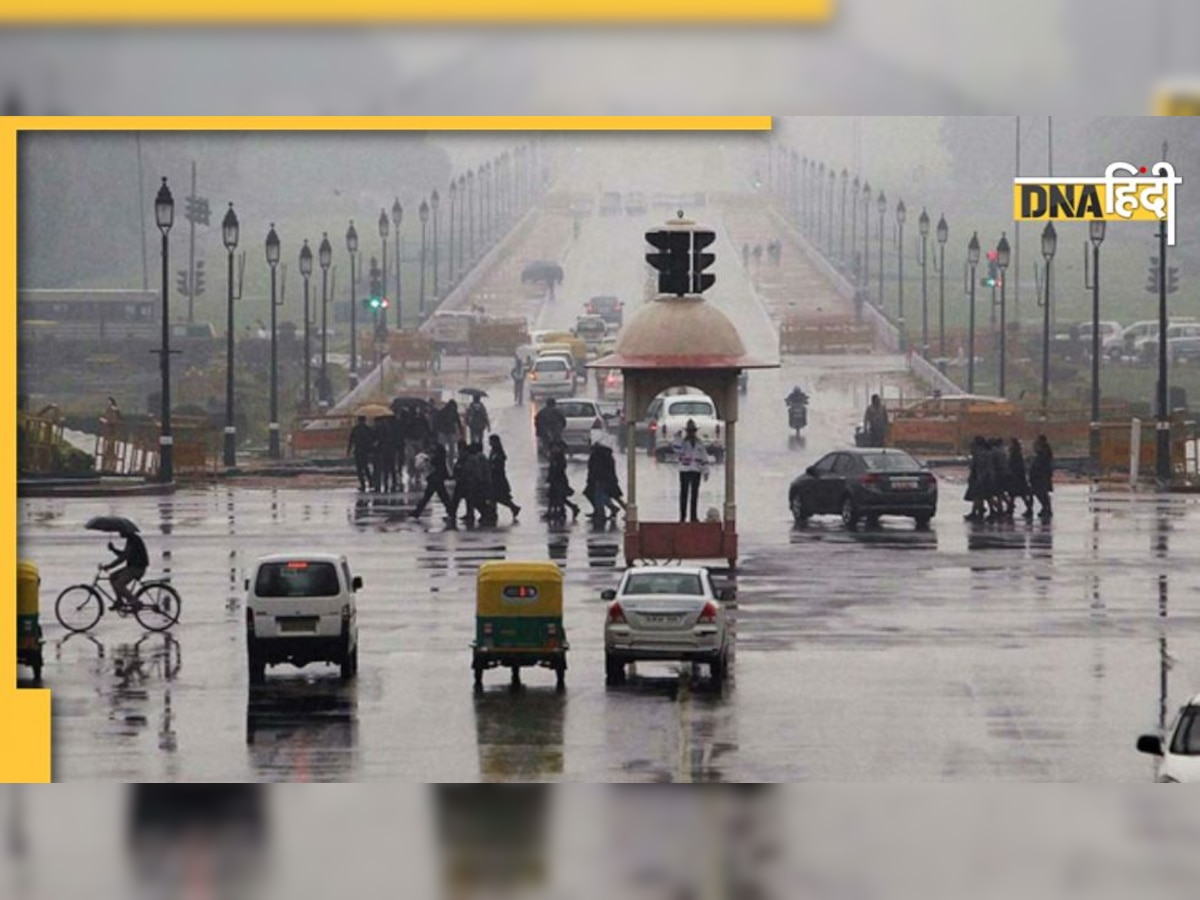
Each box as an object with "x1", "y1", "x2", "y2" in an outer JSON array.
[{"x1": 18, "y1": 193, "x2": 1200, "y2": 782}]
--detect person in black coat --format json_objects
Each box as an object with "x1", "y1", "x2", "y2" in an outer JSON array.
[
  {"x1": 1028, "y1": 434, "x2": 1054, "y2": 521},
  {"x1": 488, "y1": 434, "x2": 521, "y2": 521},
  {"x1": 546, "y1": 441, "x2": 580, "y2": 522},
  {"x1": 346, "y1": 416, "x2": 376, "y2": 492},
  {"x1": 963, "y1": 435, "x2": 988, "y2": 522},
  {"x1": 412, "y1": 443, "x2": 453, "y2": 520},
  {"x1": 1007, "y1": 437, "x2": 1032, "y2": 520}
]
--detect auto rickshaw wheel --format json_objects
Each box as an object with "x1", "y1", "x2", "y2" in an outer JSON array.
[
  {"x1": 555, "y1": 662, "x2": 566, "y2": 692},
  {"x1": 31, "y1": 651, "x2": 43, "y2": 683},
  {"x1": 473, "y1": 665, "x2": 484, "y2": 692}
]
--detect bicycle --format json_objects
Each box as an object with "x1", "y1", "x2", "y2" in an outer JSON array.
[{"x1": 55, "y1": 567, "x2": 182, "y2": 634}]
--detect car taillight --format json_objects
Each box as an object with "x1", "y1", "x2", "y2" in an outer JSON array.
[
  {"x1": 608, "y1": 602, "x2": 627, "y2": 624},
  {"x1": 698, "y1": 601, "x2": 719, "y2": 624},
  {"x1": 483, "y1": 622, "x2": 494, "y2": 636},
  {"x1": 649, "y1": 421, "x2": 657, "y2": 432}
]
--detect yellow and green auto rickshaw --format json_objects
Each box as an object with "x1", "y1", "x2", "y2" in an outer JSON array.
[
  {"x1": 472, "y1": 561, "x2": 567, "y2": 691},
  {"x1": 17, "y1": 560, "x2": 43, "y2": 682}
]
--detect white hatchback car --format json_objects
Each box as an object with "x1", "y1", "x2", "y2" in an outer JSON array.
[
  {"x1": 1137, "y1": 693, "x2": 1200, "y2": 782},
  {"x1": 528, "y1": 355, "x2": 576, "y2": 400},
  {"x1": 603, "y1": 566, "x2": 732, "y2": 685},
  {"x1": 245, "y1": 553, "x2": 361, "y2": 684}
]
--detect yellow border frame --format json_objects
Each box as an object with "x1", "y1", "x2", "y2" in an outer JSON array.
[
  {"x1": 0, "y1": 114, "x2": 770, "y2": 782},
  {"x1": 3, "y1": 1, "x2": 832, "y2": 24}
]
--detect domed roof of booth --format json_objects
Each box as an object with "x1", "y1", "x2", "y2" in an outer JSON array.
[{"x1": 588, "y1": 293, "x2": 778, "y2": 371}]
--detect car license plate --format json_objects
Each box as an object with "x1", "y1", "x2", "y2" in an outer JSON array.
[
  {"x1": 278, "y1": 617, "x2": 318, "y2": 633},
  {"x1": 643, "y1": 614, "x2": 684, "y2": 624},
  {"x1": 891, "y1": 479, "x2": 919, "y2": 490}
]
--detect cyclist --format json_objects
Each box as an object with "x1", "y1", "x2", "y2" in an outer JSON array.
[{"x1": 103, "y1": 531, "x2": 149, "y2": 607}]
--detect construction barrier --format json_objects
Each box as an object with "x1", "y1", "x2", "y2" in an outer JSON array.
[
  {"x1": 470, "y1": 319, "x2": 528, "y2": 356},
  {"x1": 779, "y1": 318, "x2": 875, "y2": 355},
  {"x1": 291, "y1": 414, "x2": 355, "y2": 457},
  {"x1": 388, "y1": 331, "x2": 436, "y2": 370},
  {"x1": 1098, "y1": 420, "x2": 1191, "y2": 477}
]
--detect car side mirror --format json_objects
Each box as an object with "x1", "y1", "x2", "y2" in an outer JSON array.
[
  {"x1": 352, "y1": 576, "x2": 363, "y2": 591},
  {"x1": 244, "y1": 578, "x2": 250, "y2": 591},
  {"x1": 1136, "y1": 734, "x2": 1164, "y2": 757},
  {"x1": 806, "y1": 466, "x2": 818, "y2": 477},
  {"x1": 601, "y1": 589, "x2": 616, "y2": 601}
]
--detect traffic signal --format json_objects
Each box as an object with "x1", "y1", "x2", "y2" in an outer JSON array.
[
  {"x1": 691, "y1": 229, "x2": 716, "y2": 294},
  {"x1": 646, "y1": 229, "x2": 691, "y2": 295},
  {"x1": 176, "y1": 269, "x2": 191, "y2": 297},
  {"x1": 185, "y1": 195, "x2": 211, "y2": 227},
  {"x1": 645, "y1": 227, "x2": 717, "y2": 296},
  {"x1": 983, "y1": 250, "x2": 998, "y2": 288},
  {"x1": 1168, "y1": 267, "x2": 1180, "y2": 295},
  {"x1": 1147, "y1": 257, "x2": 1161, "y2": 294},
  {"x1": 193, "y1": 260, "x2": 206, "y2": 297}
]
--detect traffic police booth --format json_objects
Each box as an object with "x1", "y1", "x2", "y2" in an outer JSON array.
[{"x1": 590, "y1": 216, "x2": 776, "y2": 570}]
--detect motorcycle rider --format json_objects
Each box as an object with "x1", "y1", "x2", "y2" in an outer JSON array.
[{"x1": 785, "y1": 385, "x2": 809, "y2": 430}]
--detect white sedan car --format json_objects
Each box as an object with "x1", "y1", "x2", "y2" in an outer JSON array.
[
  {"x1": 603, "y1": 566, "x2": 732, "y2": 685},
  {"x1": 1137, "y1": 693, "x2": 1200, "y2": 782}
]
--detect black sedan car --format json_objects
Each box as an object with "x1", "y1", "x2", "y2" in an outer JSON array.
[{"x1": 789, "y1": 448, "x2": 937, "y2": 529}]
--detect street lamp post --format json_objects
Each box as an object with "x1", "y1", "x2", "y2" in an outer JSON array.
[
  {"x1": 1086, "y1": 220, "x2": 1106, "y2": 474},
  {"x1": 448, "y1": 180, "x2": 457, "y2": 285},
  {"x1": 790, "y1": 150, "x2": 799, "y2": 225},
  {"x1": 457, "y1": 175, "x2": 466, "y2": 276},
  {"x1": 816, "y1": 163, "x2": 825, "y2": 247},
  {"x1": 154, "y1": 178, "x2": 175, "y2": 483},
  {"x1": 850, "y1": 175, "x2": 860, "y2": 279},
  {"x1": 876, "y1": 190, "x2": 887, "y2": 314},
  {"x1": 800, "y1": 156, "x2": 808, "y2": 233},
  {"x1": 431, "y1": 188, "x2": 441, "y2": 301},
  {"x1": 392, "y1": 199, "x2": 403, "y2": 330},
  {"x1": 827, "y1": 168, "x2": 836, "y2": 256},
  {"x1": 466, "y1": 170, "x2": 476, "y2": 261},
  {"x1": 378, "y1": 209, "x2": 390, "y2": 333},
  {"x1": 265, "y1": 224, "x2": 281, "y2": 459},
  {"x1": 895, "y1": 199, "x2": 907, "y2": 342},
  {"x1": 299, "y1": 239, "x2": 313, "y2": 411},
  {"x1": 346, "y1": 221, "x2": 359, "y2": 387},
  {"x1": 221, "y1": 202, "x2": 238, "y2": 468},
  {"x1": 935, "y1": 214, "x2": 948, "y2": 358},
  {"x1": 318, "y1": 233, "x2": 332, "y2": 402},
  {"x1": 840, "y1": 169, "x2": 848, "y2": 263},
  {"x1": 861, "y1": 180, "x2": 871, "y2": 291},
  {"x1": 967, "y1": 232, "x2": 981, "y2": 394},
  {"x1": 419, "y1": 198, "x2": 430, "y2": 317},
  {"x1": 1156, "y1": 211, "x2": 1171, "y2": 485},
  {"x1": 917, "y1": 208, "x2": 930, "y2": 357},
  {"x1": 1039, "y1": 222, "x2": 1057, "y2": 411},
  {"x1": 996, "y1": 232, "x2": 1011, "y2": 397}
]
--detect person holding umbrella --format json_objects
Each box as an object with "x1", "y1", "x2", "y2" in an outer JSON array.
[{"x1": 89, "y1": 518, "x2": 148, "y2": 609}]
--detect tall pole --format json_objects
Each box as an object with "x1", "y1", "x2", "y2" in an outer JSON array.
[
  {"x1": 1090, "y1": 236, "x2": 1102, "y2": 474},
  {"x1": 379, "y1": 212, "x2": 389, "y2": 332},
  {"x1": 136, "y1": 134, "x2": 148, "y2": 291},
  {"x1": 968, "y1": 263, "x2": 977, "y2": 394},
  {"x1": 1014, "y1": 116, "x2": 1021, "y2": 328},
  {"x1": 861, "y1": 183, "x2": 870, "y2": 292},
  {"x1": 348, "y1": 238, "x2": 358, "y2": 387},
  {"x1": 999, "y1": 267, "x2": 1007, "y2": 397},
  {"x1": 159, "y1": 190, "x2": 173, "y2": 483},
  {"x1": 840, "y1": 170, "x2": 848, "y2": 262},
  {"x1": 394, "y1": 229, "x2": 401, "y2": 327},
  {"x1": 320, "y1": 264, "x2": 328, "y2": 397},
  {"x1": 448, "y1": 184, "x2": 457, "y2": 285},
  {"x1": 223, "y1": 204, "x2": 237, "y2": 469},
  {"x1": 1157, "y1": 217, "x2": 1170, "y2": 485},
  {"x1": 850, "y1": 177, "x2": 859, "y2": 279},
  {"x1": 187, "y1": 160, "x2": 197, "y2": 325},
  {"x1": 938, "y1": 241, "x2": 946, "y2": 357},
  {"x1": 432, "y1": 193, "x2": 441, "y2": 300},
  {"x1": 419, "y1": 212, "x2": 428, "y2": 316},
  {"x1": 877, "y1": 197, "x2": 885, "y2": 313},
  {"x1": 267, "y1": 224, "x2": 281, "y2": 460},
  {"x1": 896, "y1": 212, "x2": 905, "y2": 325},
  {"x1": 1041, "y1": 257, "x2": 1053, "y2": 411},
  {"x1": 302, "y1": 261, "x2": 311, "y2": 411},
  {"x1": 918, "y1": 229, "x2": 928, "y2": 356},
  {"x1": 827, "y1": 170, "x2": 836, "y2": 256}
]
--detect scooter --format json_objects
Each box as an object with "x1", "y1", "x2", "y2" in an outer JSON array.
[{"x1": 787, "y1": 397, "x2": 808, "y2": 437}]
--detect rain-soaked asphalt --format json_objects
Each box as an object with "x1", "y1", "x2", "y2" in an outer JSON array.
[{"x1": 18, "y1": 202, "x2": 1200, "y2": 782}]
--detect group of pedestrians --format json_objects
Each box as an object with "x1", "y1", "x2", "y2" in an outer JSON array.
[
  {"x1": 965, "y1": 434, "x2": 1054, "y2": 523},
  {"x1": 411, "y1": 434, "x2": 521, "y2": 528},
  {"x1": 741, "y1": 240, "x2": 783, "y2": 268}
]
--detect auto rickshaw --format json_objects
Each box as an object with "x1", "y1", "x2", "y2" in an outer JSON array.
[
  {"x1": 472, "y1": 561, "x2": 568, "y2": 692},
  {"x1": 17, "y1": 559, "x2": 43, "y2": 682}
]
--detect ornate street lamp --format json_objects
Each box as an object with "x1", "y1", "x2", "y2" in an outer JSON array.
[
  {"x1": 392, "y1": 198, "x2": 403, "y2": 329},
  {"x1": 876, "y1": 190, "x2": 887, "y2": 313},
  {"x1": 996, "y1": 232, "x2": 1011, "y2": 396},
  {"x1": 154, "y1": 177, "x2": 175, "y2": 482},
  {"x1": 1086, "y1": 220, "x2": 1107, "y2": 472},
  {"x1": 917, "y1": 208, "x2": 930, "y2": 357},
  {"x1": 1040, "y1": 222, "x2": 1057, "y2": 410},
  {"x1": 378, "y1": 209, "x2": 390, "y2": 332},
  {"x1": 431, "y1": 188, "x2": 441, "y2": 300},
  {"x1": 895, "y1": 199, "x2": 907, "y2": 336},
  {"x1": 298, "y1": 239, "x2": 313, "y2": 411},
  {"x1": 346, "y1": 221, "x2": 359, "y2": 386},
  {"x1": 935, "y1": 214, "x2": 948, "y2": 358},
  {"x1": 265, "y1": 223, "x2": 282, "y2": 459},
  {"x1": 318, "y1": 233, "x2": 332, "y2": 402},
  {"x1": 221, "y1": 202, "x2": 239, "y2": 468},
  {"x1": 419, "y1": 198, "x2": 430, "y2": 317}
]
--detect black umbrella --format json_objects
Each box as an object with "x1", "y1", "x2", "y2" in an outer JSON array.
[
  {"x1": 391, "y1": 397, "x2": 432, "y2": 413},
  {"x1": 459, "y1": 388, "x2": 489, "y2": 400},
  {"x1": 521, "y1": 260, "x2": 564, "y2": 285},
  {"x1": 85, "y1": 515, "x2": 140, "y2": 535}
]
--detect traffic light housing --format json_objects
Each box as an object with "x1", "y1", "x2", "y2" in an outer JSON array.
[
  {"x1": 691, "y1": 229, "x2": 716, "y2": 294},
  {"x1": 646, "y1": 229, "x2": 691, "y2": 295},
  {"x1": 1168, "y1": 267, "x2": 1180, "y2": 295},
  {"x1": 193, "y1": 260, "x2": 206, "y2": 297},
  {"x1": 645, "y1": 226, "x2": 717, "y2": 296},
  {"x1": 176, "y1": 270, "x2": 190, "y2": 297},
  {"x1": 185, "y1": 195, "x2": 211, "y2": 227},
  {"x1": 983, "y1": 250, "x2": 998, "y2": 288}
]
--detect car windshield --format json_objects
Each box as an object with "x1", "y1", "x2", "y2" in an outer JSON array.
[
  {"x1": 667, "y1": 400, "x2": 714, "y2": 417},
  {"x1": 255, "y1": 561, "x2": 341, "y2": 597},
  {"x1": 1170, "y1": 708, "x2": 1200, "y2": 756},
  {"x1": 861, "y1": 452, "x2": 923, "y2": 473},
  {"x1": 622, "y1": 572, "x2": 704, "y2": 596},
  {"x1": 591, "y1": 298, "x2": 617, "y2": 310},
  {"x1": 536, "y1": 359, "x2": 568, "y2": 372}
]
